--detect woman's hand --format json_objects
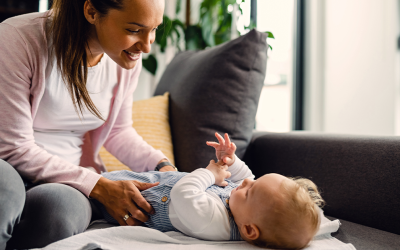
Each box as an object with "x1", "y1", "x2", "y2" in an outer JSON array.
[
  {"x1": 206, "y1": 160, "x2": 231, "y2": 186},
  {"x1": 206, "y1": 132, "x2": 236, "y2": 166},
  {"x1": 90, "y1": 177, "x2": 159, "y2": 226}
]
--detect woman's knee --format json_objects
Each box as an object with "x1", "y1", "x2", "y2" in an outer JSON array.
[
  {"x1": 0, "y1": 159, "x2": 25, "y2": 250},
  {"x1": 27, "y1": 183, "x2": 92, "y2": 236},
  {"x1": 8, "y1": 183, "x2": 92, "y2": 249},
  {"x1": 0, "y1": 159, "x2": 25, "y2": 201}
]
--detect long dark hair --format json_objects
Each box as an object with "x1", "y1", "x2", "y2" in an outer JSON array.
[{"x1": 46, "y1": 0, "x2": 124, "y2": 120}]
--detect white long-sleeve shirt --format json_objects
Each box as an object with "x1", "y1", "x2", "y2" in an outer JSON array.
[
  {"x1": 168, "y1": 156, "x2": 255, "y2": 241},
  {"x1": 33, "y1": 54, "x2": 117, "y2": 166}
]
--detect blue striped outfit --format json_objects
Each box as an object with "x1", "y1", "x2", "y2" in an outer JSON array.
[
  {"x1": 96, "y1": 170, "x2": 242, "y2": 240},
  {"x1": 207, "y1": 182, "x2": 242, "y2": 241}
]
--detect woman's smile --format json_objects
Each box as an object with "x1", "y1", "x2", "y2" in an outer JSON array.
[{"x1": 123, "y1": 50, "x2": 141, "y2": 61}]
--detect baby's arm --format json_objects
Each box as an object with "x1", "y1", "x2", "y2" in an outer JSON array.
[
  {"x1": 170, "y1": 168, "x2": 231, "y2": 240},
  {"x1": 226, "y1": 155, "x2": 255, "y2": 183}
]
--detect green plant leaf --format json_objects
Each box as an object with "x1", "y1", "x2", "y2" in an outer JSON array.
[
  {"x1": 185, "y1": 25, "x2": 207, "y2": 50},
  {"x1": 142, "y1": 54, "x2": 158, "y2": 75},
  {"x1": 265, "y1": 31, "x2": 275, "y2": 39},
  {"x1": 269, "y1": 44, "x2": 273, "y2": 51},
  {"x1": 172, "y1": 19, "x2": 185, "y2": 30},
  {"x1": 201, "y1": 12, "x2": 216, "y2": 47},
  {"x1": 156, "y1": 16, "x2": 174, "y2": 52},
  {"x1": 176, "y1": 0, "x2": 181, "y2": 15}
]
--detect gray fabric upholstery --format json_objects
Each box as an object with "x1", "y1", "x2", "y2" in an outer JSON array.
[
  {"x1": 327, "y1": 216, "x2": 400, "y2": 250},
  {"x1": 242, "y1": 131, "x2": 400, "y2": 235},
  {"x1": 154, "y1": 29, "x2": 268, "y2": 172}
]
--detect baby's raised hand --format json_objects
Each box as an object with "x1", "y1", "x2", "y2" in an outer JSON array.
[
  {"x1": 206, "y1": 132, "x2": 236, "y2": 166},
  {"x1": 206, "y1": 160, "x2": 231, "y2": 187}
]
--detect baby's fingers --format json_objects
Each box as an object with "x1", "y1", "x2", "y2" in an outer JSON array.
[
  {"x1": 224, "y1": 133, "x2": 231, "y2": 147},
  {"x1": 221, "y1": 181, "x2": 229, "y2": 187},
  {"x1": 206, "y1": 141, "x2": 219, "y2": 148},
  {"x1": 215, "y1": 132, "x2": 225, "y2": 146},
  {"x1": 223, "y1": 156, "x2": 230, "y2": 164},
  {"x1": 225, "y1": 171, "x2": 232, "y2": 179},
  {"x1": 228, "y1": 142, "x2": 237, "y2": 153}
]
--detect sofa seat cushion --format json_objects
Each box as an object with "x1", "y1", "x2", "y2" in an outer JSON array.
[{"x1": 327, "y1": 216, "x2": 400, "y2": 250}]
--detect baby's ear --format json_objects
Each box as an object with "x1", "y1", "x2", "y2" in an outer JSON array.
[{"x1": 241, "y1": 224, "x2": 260, "y2": 240}]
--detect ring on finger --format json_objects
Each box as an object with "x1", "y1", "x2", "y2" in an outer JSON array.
[{"x1": 123, "y1": 212, "x2": 132, "y2": 221}]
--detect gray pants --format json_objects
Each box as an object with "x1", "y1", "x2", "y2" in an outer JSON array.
[{"x1": 0, "y1": 159, "x2": 101, "y2": 250}]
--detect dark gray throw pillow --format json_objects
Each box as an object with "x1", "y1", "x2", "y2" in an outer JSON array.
[{"x1": 154, "y1": 29, "x2": 268, "y2": 172}]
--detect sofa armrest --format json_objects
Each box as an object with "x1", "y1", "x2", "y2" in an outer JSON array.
[{"x1": 242, "y1": 131, "x2": 400, "y2": 235}]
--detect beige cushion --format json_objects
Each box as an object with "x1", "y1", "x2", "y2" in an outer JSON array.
[{"x1": 99, "y1": 92, "x2": 175, "y2": 172}]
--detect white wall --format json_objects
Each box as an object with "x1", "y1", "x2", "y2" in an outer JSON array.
[{"x1": 304, "y1": 0, "x2": 400, "y2": 136}]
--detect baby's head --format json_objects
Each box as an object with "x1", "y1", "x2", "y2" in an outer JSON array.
[{"x1": 229, "y1": 174, "x2": 324, "y2": 249}]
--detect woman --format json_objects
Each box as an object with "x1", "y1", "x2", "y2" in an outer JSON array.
[{"x1": 0, "y1": 0, "x2": 175, "y2": 249}]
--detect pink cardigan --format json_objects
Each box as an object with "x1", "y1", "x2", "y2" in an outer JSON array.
[{"x1": 0, "y1": 12, "x2": 166, "y2": 197}]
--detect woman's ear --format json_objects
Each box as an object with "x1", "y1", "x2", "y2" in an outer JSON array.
[
  {"x1": 83, "y1": 0, "x2": 98, "y2": 24},
  {"x1": 240, "y1": 224, "x2": 260, "y2": 240}
]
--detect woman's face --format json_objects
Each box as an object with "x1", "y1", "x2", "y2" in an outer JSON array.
[{"x1": 85, "y1": 0, "x2": 164, "y2": 69}]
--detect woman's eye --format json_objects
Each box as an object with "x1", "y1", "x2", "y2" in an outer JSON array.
[
  {"x1": 152, "y1": 27, "x2": 158, "y2": 32},
  {"x1": 127, "y1": 29, "x2": 140, "y2": 34}
]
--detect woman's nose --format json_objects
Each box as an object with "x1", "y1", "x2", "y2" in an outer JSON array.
[{"x1": 138, "y1": 32, "x2": 154, "y2": 54}]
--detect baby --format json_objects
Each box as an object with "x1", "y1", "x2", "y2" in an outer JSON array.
[{"x1": 96, "y1": 133, "x2": 325, "y2": 249}]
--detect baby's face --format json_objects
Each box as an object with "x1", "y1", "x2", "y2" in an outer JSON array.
[{"x1": 229, "y1": 174, "x2": 289, "y2": 234}]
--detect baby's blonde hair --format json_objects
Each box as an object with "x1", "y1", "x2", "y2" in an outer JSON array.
[{"x1": 252, "y1": 177, "x2": 325, "y2": 249}]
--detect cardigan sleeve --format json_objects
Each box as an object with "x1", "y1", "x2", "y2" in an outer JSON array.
[
  {"x1": 0, "y1": 23, "x2": 101, "y2": 197},
  {"x1": 103, "y1": 59, "x2": 167, "y2": 172}
]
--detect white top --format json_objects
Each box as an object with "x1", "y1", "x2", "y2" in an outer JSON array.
[
  {"x1": 33, "y1": 54, "x2": 118, "y2": 165},
  {"x1": 168, "y1": 156, "x2": 255, "y2": 241}
]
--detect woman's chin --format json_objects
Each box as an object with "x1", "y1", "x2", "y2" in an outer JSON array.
[
  {"x1": 109, "y1": 55, "x2": 138, "y2": 70},
  {"x1": 120, "y1": 60, "x2": 138, "y2": 70}
]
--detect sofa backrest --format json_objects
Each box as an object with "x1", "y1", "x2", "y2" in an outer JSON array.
[{"x1": 244, "y1": 131, "x2": 400, "y2": 235}]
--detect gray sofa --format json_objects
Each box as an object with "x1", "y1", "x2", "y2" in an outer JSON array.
[
  {"x1": 154, "y1": 29, "x2": 400, "y2": 249},
  {"x1": 243, "y1": 132, "x2": 400, "y2": 250}
]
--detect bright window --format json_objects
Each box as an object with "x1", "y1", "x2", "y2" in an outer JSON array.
[{"x1": 255, "y1": 0, "x2": 294, "y2": 132}]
